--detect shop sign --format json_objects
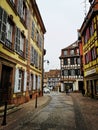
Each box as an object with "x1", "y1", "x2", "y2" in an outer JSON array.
[{"x1": 85, "y1": 68, "x2": 96, "y2": 76}]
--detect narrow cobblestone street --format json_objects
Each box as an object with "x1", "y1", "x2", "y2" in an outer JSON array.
[{"x1": 0, "y1": 92, "x2": 98, "y2": 130}]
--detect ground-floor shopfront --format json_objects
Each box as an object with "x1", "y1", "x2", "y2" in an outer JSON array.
[
  {"x1": 84, "y1": 75, "x2": 98, "y2": 98},
  {"x1": 60, "y1": 79, "x2": 83, "y2": 92}
]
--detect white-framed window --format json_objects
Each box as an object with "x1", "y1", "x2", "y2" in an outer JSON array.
[
  {"x1": 70, "y1": 50, "x2": 74, "y2": 55},
  {"x1": 18, "y1": 70, "x2": 23, "y2": 91},
  {"x1": 10, "y1": 0, "x2": 15, "y2": 3},
  {"x1": 20, "y1": 34, "x2": 24, "y2": 52},
  {"x1": 71, "y1": 70, "x2": 75, "y2": 76},
  {"x1": 6, "y1": 22, "x2": 13, "y2": 42},
  {"x1": 68, "y1": 58, "x2": 70, "y2": 65},
  {"x1": 64, "y1": 50, "x2": 67, "y2": 55},
  {"x1": 64, "y1": 70, "x2": 68, "y2": 76},
  {"x1": 0, "y1": 7, "x2": 8, "y2": 43}
]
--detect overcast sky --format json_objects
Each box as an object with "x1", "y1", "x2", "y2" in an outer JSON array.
[{"x1": 36, "y1": 0, "x2": 90, "y2": 71}]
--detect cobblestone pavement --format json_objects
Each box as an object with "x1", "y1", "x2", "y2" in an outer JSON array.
[
  {"x1": 0, "y1": 92, "x2": 98, "y2": 130},
  {"x1": 71, "y1": 93, "x2": 98, "y2": 130}
]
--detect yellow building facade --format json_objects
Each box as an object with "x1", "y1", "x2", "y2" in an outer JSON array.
[
  {"x1": 0, "y1": 0, "x2": 46, "y2": 105},
  {"x1": 80, "y1": 0, "x2": 98, "y2": 98}
]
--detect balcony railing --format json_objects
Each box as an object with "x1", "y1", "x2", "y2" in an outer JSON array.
[{"x1": 5, "y1": 39, "x2": 13, "y2": 50}]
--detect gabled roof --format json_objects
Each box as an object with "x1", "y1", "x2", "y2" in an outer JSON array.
[{"x1": 62, "y1": 40, "x2": 78, "y2": 51}]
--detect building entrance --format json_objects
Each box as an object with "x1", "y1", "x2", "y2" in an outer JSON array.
[{"x1": 0, "y1": 65, "x2": 12, "y2": 105}]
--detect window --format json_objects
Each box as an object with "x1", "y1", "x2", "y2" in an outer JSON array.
[
  {"x1": 15, "y1": 27, "x2": 20, "y2": 53},
  {"x1": 85, "y1": 53, "x2": 89, "y2": 64},
  {"x1": 9, "y1": 0, "x2": 15, "y2": 5},
  {"x1": 75, "y1": 69, "x2": 80, "y2": 76},
  {"x1": 34, "y1": 50, "x2": 38, "y2": 67},
  {"x1": 17, "y1": 0, "x2": 23, "y2": 18},
  {"x1": 31, "y1": 22, "x2": 35, "y2": 40},
  {"x1": 77, "y1": 58, "x2": 80, "y2": 64},
  {"x1": 91, "y1": 47, "x2": 96, "y2": 60},
  {"x1": 20, "y1": 34, "x2": 24, "y2": 56},
  {"x1": 31, "y1": 46, "x2": 34, "y2": 64},
  {"x1": 70, "y1": 58, "x2": 74, "y2": 65},
  {"x1": 39, "y1": 55, "x2": 42, "y2": 69},
  {"x1": 71, "y1": 70, "x2": 75, "y2": 76},
  {"x1": 70, "y1": 50, "x2": 74, "y2": 55},
  {"x1": 31, "y1": 74, "x2": 33, "y2": 90},
  {"x1": 76, "y1": 48, "x2": 79, "y2": 55},
  {"x1": 64, "y1": 50, "x2": 67, "y2": 55},
  {"x1": 89, "y1": 21, "x2": 94, "y2": 36},
  {"x1": 63, "y1": 59, "x2": 68, "y2": 65},
  {"x1": 18, "y1": 70, "x2": 23, "y2": 91},
  {"x1": 64, "y1": 70, "x2": 68, "y2": 76},
  {"x1": 6, "y1": 20, "x2": 14, "y2": 49},
  {"x1": 0, "y1": 7, "x2": 8, "y2": 43},
  {"x1": 6, "y1": 22, "x2": 12, "y2": 42},
  {"x1": 25, "y1": 39, "x2": 28, "y2": 59},
  {"x1": 23, "y1": 2, "x2": 27, "y2": 21},
  {"x1": 68, "y1": 58, "x2": 70, "y2": 65}
]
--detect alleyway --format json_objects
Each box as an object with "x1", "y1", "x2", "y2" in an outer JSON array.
[{"x1": 0, "y1": 92, "x2": 98, "y2": 130}]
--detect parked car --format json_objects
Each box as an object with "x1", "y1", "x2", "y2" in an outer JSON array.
[{"x1": 43, "y1": 87, "x2": 50, "y2": 93}]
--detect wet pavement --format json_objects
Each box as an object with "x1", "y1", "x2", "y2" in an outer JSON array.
[{"x1": 0, "y1": 92, "x2": 98, "y2": 130}]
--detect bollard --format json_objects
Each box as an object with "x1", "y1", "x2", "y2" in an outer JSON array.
[
  {"x1": 35, "y1": 94, "x2": 37, "y2": 108},
  {"x1": 1, "y1": 101, "x2": 7, "y2": 126}
]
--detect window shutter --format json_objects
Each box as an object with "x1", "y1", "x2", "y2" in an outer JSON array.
[
  {"x1": 29, "y1": 74, "x2": 32, "y2": 90},
  {"x1": 17, "y1": 0, "x2": 23, "y2": 18},
  {"x1": 14, "y1": 68, "x2": 19, "y2": 93},
  {"x1": 37, "y1": 76, "x2": 40, "y2": 89},
  {"x1": 15, "y1": 26, "x2": 20, "y2": 52},
  {"x1": 0, "y1": 7, "x2": 8, "y2": 43},
  {"x1": 26, "y1": 9, "x2": 30, "y2": 27},
  {"x1": 25, "y1": 39, "x2": 28, "y2": 59},
  {"x1": 24, "y1": 71, "x2": 27, "y2": 91},
  {"x1": 33, "y1": 74, "x2": 36, "y2": 90}
]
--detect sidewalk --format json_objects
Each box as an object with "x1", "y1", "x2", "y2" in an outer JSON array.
[
  {"x1": 71, "y1": 92, "x2": 98, "y2": 130},
  {"x1": 0, "y1": 95, "x2": 51, "y2": 130}
]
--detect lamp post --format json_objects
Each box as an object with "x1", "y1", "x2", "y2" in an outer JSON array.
[{"x1": 35, "y1": 75, "x2": 38, "y2": 108}]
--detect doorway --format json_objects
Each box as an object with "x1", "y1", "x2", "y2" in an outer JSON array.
[{"x1": 0, "y1": 65, "x2": 13, "y2": 104}]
